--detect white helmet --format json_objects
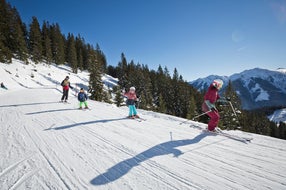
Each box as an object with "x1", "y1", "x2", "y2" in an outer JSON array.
[
  {"x1": 130, "y1": 86, "x2": 136, "y2": 91},
  {"x1": 212, "y1": 79, "x2": 223, "y2": 90}
]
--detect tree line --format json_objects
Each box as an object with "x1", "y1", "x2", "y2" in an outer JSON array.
[
  {"x1": 1, "y1": 0, "x2": 285, "y2": 140},
  {"x1": 107, "y1": 53, "x2": 203, "y2": 119}
]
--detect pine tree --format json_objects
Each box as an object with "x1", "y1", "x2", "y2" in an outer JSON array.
[
  {"x1": 157, "y1": 93, "x2": 167, "y2": 113},
  {"x1": 0, "y1": 0, "x2": 15, "y2": 62},
  {"x1": 278, "y1": 122, "x2": 286, "y2": 139},
  {"x1": 0, "y1": 32, "x2": 11, "y2": 62},
  {"x1": 270, "y1": 122, "x2": 278, "y2": 138},
  {"x1": 81, "y1": 43, "x2": 89, "y2": 70},
  {"x1": 171, "y1": 68, "x2": 180, "y2": 116},
  {"x1": 220, "y1": 80, "x2": 241, "y2": 129},
  {"x1": 41, "y1": 21, "x2": 52, "y2": 64},
  {"x1": 114, "y1": 86, "x2": 123, "y2": 107},
  {"x1": 75, "y1": 35, "x2": 84, "y2": 70},
  {"x1": 117, "y1": 53, "x2": 129, "y2": 88},
  {"x1": 29, "y1": 16, "x2": 42, "y2": 63},
  {"x1": 95, "y1": 44, "x2": 107, "y2": 73},
  {"x1": 66, "y1": 33, "x2": 77, "y2": 73},
  {"x1": 50, "y1": 23, "x2": 65, "y2": 65},
  {"x1": 187, "y1": 94, "x2": 196, "y2": 119},
  {"x1": 88, "y1": 46, "x2": 103, "y2": 101},
  {"x1": 9, "y1": 6, "x2": 28, "y2": 62},
  {"x1": 140, "y1": 64, "x2": 153, "y2": 109}
]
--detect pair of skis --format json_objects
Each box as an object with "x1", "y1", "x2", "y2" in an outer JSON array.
[
  {"x1": 59, "y1": 101, "x2": 92, "y2": 111},
  {"x1": 127, "y1": 116, "x2": 146, "y2": 122},
  {"x1": 59, "y1": 100, "x2": 71, "y2": 104},
  {"x1": 206, "y1": 128, "x2": 253, "y2": 142},
  {"x1": 180, "y1": 120, "x2": 253, "y2": 143},
  {"x1": 78, "y1": 107, "x2": 92, "y2": 111}
]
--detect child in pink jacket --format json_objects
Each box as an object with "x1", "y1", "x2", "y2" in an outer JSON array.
[{"x1": 123, "y1": 87, "x2": 139, "y2": 118}]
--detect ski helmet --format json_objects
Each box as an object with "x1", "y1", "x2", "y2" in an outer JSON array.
[
  {"x1": 212, "y1": 79, "x2": 223, "y2": 90},
  {"x1": 130, "y1": 86, "x2": 136, "y2": 91}
]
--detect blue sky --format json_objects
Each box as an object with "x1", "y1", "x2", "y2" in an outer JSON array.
[{"x1": 7, "y1": 0, "x2": 286, "y2": 81}]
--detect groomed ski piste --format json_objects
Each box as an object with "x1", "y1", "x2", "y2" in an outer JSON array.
[{"x1": 1, "y1": 60, "x2": 286, "y2": 190}]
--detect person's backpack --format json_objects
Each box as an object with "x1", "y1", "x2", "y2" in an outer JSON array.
[{"x1": 61, "y1": 80, "x2": 69, "y2": 87}]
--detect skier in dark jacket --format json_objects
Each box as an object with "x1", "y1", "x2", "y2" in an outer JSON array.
[
  {"x1": 61, "y1": 76, "x2": 73, "y2": 102},
  {"x1": 78, "y1": 88, "x2": 89, "y2": 109}
]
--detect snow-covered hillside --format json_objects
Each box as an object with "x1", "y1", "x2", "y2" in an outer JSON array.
[
  {"x1": 0, "y1": 59, "x2": 118, "y2": 95},
  {"x1": 269, "y1": 108, "x2": 286, "y2": 124},
  {"x1": 190, "y1": 68, "x2": 286, "y2": 110},
  {"x1": 1, "y1": 60, "x2": 286, "y2": 189}
]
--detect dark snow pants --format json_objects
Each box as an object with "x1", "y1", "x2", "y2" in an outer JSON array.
[{"x1": 61, "y1": 89, "x2": 69, "y2": 101}]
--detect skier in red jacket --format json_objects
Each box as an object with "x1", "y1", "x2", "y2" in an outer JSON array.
[{"x1": 202, "y1": 79, "x2": 224, "y2": 131}]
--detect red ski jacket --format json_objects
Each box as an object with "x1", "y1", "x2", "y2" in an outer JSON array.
[{"x1": 204, "y1": 84, "x2": 220, "y2": 104}]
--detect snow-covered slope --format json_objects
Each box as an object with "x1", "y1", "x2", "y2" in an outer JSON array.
[
  {"x1": 0, "y1": 59, "x2": 117, "y2": 94},
  {"x1": 268, "y1": 108, "x2": 286, "y2": 124},
  {"x1": 1, "y1": 60, "x2": 286, "y2": 189},
  {"x1": 190, "y1": 68, "x2": 286, "y2": 110},
  {"x1": 277, "y1": 68, "x2": 286, "y2": 74}
]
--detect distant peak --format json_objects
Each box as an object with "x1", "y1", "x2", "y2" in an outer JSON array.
[{"x1": 277, "y1": 68, "x2": 286, "y2": 73}]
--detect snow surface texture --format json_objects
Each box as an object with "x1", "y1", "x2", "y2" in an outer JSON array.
[{"x1": 1, "y1": 60, "x2": 286, "y2": 189}]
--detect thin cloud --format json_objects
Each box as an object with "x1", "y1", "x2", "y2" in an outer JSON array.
[
  {"x1": 237, "y1": 46, "x2": 247, "y2": 52},
  {"x1": 271, "y1": 0, "x2": 286, "y2": 24}
]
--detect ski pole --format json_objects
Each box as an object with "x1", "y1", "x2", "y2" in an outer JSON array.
[
  {"x1": 228, "y1": 101, "x2": 242, "y2": 128},
  {"x1": 192, "y1": 110, "x2": 212, "y2": 120},
  {"x1": 179, "y1": 110, "x2": 212, "y2": 125},
  {"x1": 229, "y1": 101, "x2": 238, "y2": 118}
]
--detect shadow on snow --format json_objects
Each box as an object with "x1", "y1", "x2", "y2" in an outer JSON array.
[
  {"x1": 0, "y1": 101, "x2": 60, "y2": 108},
  {"x1": 26, "y1": 108, "x2": 77, "y2": 115},
  {"x1": 90, "y1": 132, "x2": 212, "y2": 186},
  {"x1": 46, "y1": 118, "x2": 130, "y2": 130}
]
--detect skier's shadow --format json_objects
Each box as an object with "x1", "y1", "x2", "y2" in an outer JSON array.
[
  {"x1": 90, "y1": 132, "x2": 211, "y2": 186},
  {"x1": 48, "y1": 118, "x2": 129, "y2": 130},
  {"x1": 26, "y1": 108, "x2": 76, "y2": 115},
  {"x1": 0, "y1": 101, "x2": 60, "y2": 108}
]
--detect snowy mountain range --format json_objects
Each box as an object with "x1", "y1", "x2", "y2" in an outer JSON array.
[
  {"x1": 1, "y1": 59, "x2": 286, "y2": 189},
  {"x1": 190, "y1": 68, "x2": 286, "y2": 110}
]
